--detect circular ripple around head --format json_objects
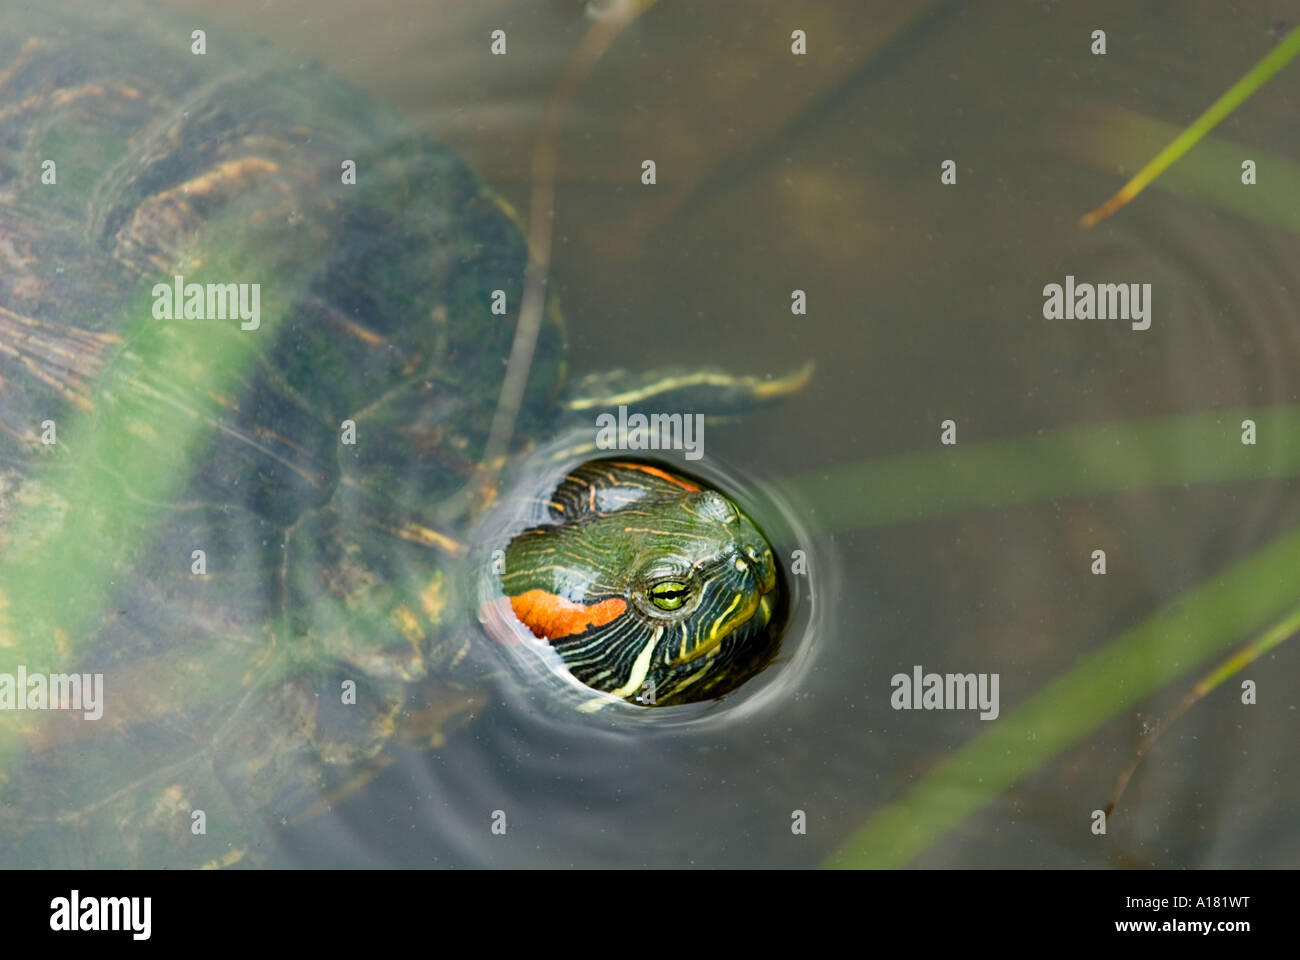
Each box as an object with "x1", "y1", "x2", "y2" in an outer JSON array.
[{"x1": 385, "y1": 438, "x2": 840, "y2": 866}]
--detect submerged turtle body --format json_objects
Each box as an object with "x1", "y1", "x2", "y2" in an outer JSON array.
[
  {"x1": 0, "y1": 2, "x2": 797, "y2": 867},
  {"x1": 0, "y1": 1, "x2": 567, "y2": 868}
]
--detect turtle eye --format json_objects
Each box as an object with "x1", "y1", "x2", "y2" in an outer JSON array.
[{"x1": 648, "y1": 580, "x2": 690, "y2": 611}]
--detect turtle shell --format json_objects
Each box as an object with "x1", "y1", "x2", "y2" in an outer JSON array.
[{"x1": 0, "y1": 1, "x2": 564, "y2": 866}]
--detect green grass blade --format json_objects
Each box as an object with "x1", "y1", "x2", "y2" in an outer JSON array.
[
  {"x1": 1081, "y1": 23, "x2": 1300, "y2": 226},
  {"x1": 0, "y1": 214, "x2": 308, "y2": 776},
  {"x1": 786, "y1": 405, "x2": 1300, "y2": 536},
  {"x1": 825, "y1": 520, "x2": 1300, "y2": 868},
  {"x1": 1064, "y1": 103, "x2": 1300, "y2": 233}
]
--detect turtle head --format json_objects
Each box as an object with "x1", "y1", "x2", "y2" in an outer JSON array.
[{"x1": 499, "y1": 460, "x2": 783, "y2": 706}]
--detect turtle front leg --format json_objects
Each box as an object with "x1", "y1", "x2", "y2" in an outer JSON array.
[{"x1": 559, "y1": 360, "x2": 813, "y2": 423}]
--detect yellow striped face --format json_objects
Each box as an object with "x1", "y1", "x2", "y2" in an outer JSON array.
[{"x1": 500, "y1": 460, "x2": 784, "y2": 706}]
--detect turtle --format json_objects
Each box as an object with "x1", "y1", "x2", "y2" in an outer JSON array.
[{"x1": 0, "y1": 1, "x2": 807, "y2": 867}]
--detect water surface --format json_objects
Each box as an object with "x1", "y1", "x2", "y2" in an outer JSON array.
[{"x1": 29, "y1": 0, "x2": 1300, "y2": 867}]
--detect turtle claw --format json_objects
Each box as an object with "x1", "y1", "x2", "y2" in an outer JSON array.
[{"x1": 561, "y1": 360, "x2": 813, "y2": 418}]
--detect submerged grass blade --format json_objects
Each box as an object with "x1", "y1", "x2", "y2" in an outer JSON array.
[
  {"x1": 1080, "y1": 23, "x2": 1300, "y2": 227},
  {"x1": 0, "y1": 216, "x2": 308, "y2": 778},
  {"x1": 786, "y1": 404, "x2": 1300, "y2": 536},
  {"x1": 1103, "y1": 601, "x2": 1300, "y2": 815},
  {"x1": 824, "y1": 520, "x2": 1300, "y2": 868}
]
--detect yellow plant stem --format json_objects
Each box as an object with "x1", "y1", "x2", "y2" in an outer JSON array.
[{"x1": 1082, "y1": 23, "x2": 1300, "y2": 227}]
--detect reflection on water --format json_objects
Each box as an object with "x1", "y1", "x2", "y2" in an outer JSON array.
[{"x1": 7, "y1": 0, "x2": 1298, "y2": 866}]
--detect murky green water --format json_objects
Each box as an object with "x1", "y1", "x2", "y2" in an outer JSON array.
[{"x1": 4, "y1": 0, "x2": 1297, "y2": 867}]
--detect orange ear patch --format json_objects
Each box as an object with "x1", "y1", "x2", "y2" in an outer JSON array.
[{"x1": 509, "y1": 590, "x2": 627, "y2": 641}]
